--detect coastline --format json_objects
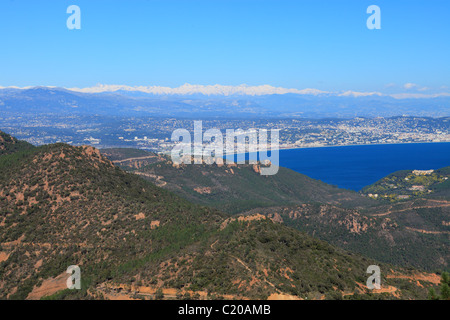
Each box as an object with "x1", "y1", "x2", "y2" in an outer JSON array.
[{"x1": 221, "y1": 140, "x2": 450, "y2": 157}]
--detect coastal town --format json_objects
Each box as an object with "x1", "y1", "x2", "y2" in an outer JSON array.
[{"x1": 1, "y1": 115, "x2": 449, "y2": 153}]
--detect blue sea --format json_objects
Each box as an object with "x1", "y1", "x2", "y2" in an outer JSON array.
[{"x1": 278, "y1": 142, "x2": 450, "y2": 191}]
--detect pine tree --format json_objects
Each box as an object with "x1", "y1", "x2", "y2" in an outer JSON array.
[
  {"x1": 428, "y1": 288, "x2": 439, "y2": 300},
  {"x1": 440, "y1": 272, "x2": 450, "y2": 300},
  {"x1": 441, "y1": 284, "x2": 450, "y2": 300}
]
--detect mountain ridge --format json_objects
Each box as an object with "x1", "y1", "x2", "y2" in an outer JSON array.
[
  {"x1": 0, "y1": 130, "x2": 34, "y2": 156},
  {"x1": 106, "y1": 148, "x2": 449, "y2": 272},
  {"x1": 2, "y1": 86, "x2": 450, "y2": 118}
]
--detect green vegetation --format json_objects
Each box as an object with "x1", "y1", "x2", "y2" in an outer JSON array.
[
  {"x1": 130, "y1": 156, "x2": 375, "y2": 215},
  {"x1": 0, "y1": 133, "x2": 443, "y2": 300},
  {"x1": 0, "y1": 130, "x2": 34, "y2": 156},
  {"x1": 428, "y1": 272, "x2": 450, "y2": 300},
  {"x1": 362, "y1": 168, "x2": 450, "y2": 201},
  {"x1": 101, "y1": 148, "x2": 449, "y2": 272}
]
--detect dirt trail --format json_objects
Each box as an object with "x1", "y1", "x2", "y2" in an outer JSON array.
[
  {"x1": 134, "y1": 172, "x2": 167, "y2": 186},
  {"x1": 98, "y1": 284, "x2": 242, "y2": 300},
  {"x1": 98, "y1": 283, "x2": 306, "y2": 300},
  {"x1": 387, "y1": 272, "x2": 441, "y2": 284},
  {"x1": 113, "y1": 155, "x2": 158, "y2": 164},
  {"x1": 372, "y1": 285, "x2": 398, "y2": 295},
  {"x1": 405, "y1": 227, "x2": 449, "y2": 235},
  {"x1": 232, "y1": 256, "x2": 253, "y2": 273},
  {"x1": 210, "y1": 239, "x2": 219, "y2": 249},
  {"x1": 267, "y1": 293, "x2": 302, "y2": 300},
  {"x1": 373, "y1": 203, "x2": 450, "y2": 217},
  {"x1": 343, "y1": 282, "x2": 399, "y2": 297},
  {"x1": 230, "y1": 255, "x2": 279, "y2": 291}
]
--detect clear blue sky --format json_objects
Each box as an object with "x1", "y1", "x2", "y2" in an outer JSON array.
[{"x1": 0, "y1": 0, "x2": 449, "y2": 93}]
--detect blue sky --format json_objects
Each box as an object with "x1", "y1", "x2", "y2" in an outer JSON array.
[{"x1": 0, "y1": 0, "x2": 449, "y2": 93}]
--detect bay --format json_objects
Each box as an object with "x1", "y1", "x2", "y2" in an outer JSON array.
[{"x1": 278, "y1": 142, "x2": 450, "y2": 191}]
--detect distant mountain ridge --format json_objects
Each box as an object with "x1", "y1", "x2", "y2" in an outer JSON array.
[
  {"x1": 1, "y1": 86, "x2": 450, "y2": 118},
  {"x1": 65, "y1": 84, "x2": 450, "y2": 99}
]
